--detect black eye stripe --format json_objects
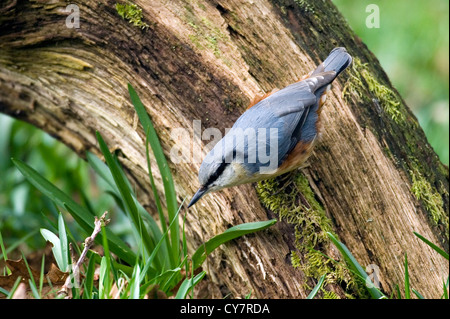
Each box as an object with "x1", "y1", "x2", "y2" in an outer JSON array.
[{"x1": 205, "y1": 161, "x2": 228, "y2": 187}]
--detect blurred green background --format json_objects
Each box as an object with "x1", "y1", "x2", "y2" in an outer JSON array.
[
  {"x1": 0, "y1": 116, "x2": 129, "y2": 254},
  {"x1": 0, "y1": 0, "x2": 448, "y2": 252},
  {"x1": 334, "y1": 0, "x2": 449, "y2": 164}
]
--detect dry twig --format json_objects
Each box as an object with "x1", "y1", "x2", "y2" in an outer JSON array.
[{"x1": 57, "y1": 211, "x2": 110, "y2": 298}]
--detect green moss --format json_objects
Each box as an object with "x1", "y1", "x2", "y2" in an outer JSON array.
[
  {"x1": 184, "y1": 6, "x2": 230, "y2": 64},
  {"x1": 343, "y1": 58, "x2": 405, "y2": 124},
  {"x1": 293, "y1": 0, "x2": 315, "y2": 13},
  {"x1": 188, "y1": 33, "x2": 204, "y2": 50},
  {"x1": 343, "y1": 57, "x2": 448, "y2": 234},
  {"x1": 322, "y1": 290, "x2": 339, "y2": 299},
  {"x1": 198, "y1": 2, "x2": 207, "y2": 11},
  {"x1": 116, "y1": 2, "x2": 149, "y2": 29},
  {"x1": 410, "y1": 163, "x2": 449, "y2": 238},
  {"x1": 256, "y1": 172, "x2": 367, "y2": 298}
]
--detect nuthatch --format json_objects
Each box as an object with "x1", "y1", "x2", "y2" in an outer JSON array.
[{"x1": 188, "y1": 47, "x2": 352, "y2": 207}]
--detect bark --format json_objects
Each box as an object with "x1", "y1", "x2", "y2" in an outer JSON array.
[{"x1": 0, "y1": 0, "x2": 448, "y2": 299}]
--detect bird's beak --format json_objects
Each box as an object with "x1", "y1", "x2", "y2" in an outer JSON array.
[{"x1": 188, "y1": 187, "x2": 208, "y2": 208}]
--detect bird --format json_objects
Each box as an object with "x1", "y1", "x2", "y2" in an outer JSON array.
[{"x1": 188, "y1": 47, "x2": 352, "y2": 207}]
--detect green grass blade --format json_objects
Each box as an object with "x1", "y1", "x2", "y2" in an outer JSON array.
[
  {"x1": 57, "y1": 213, "x2": 69, "y2": 272},
  {"x1": 63, "y1": 204, "x2": 135, "y2": 265},
  {"x1": 140, "y1": 200, "x2": 185, "y2": 283},
  {"x1": 443, "y1": 279, "x2": 449, "y2": 299},
  {"x1": 12, "y1": 157, "x2": 94, "y2": 233},
  {"x1": 91, "y1": 151, "x2": 170, "y2": 268},
  {"x1": 0, "y1": 286, "x2": 9, "y2": 297},
  {"x1": 21, "y1": 253, "x2": 38, "y2": 298},
  {"x1": 39, "y1": 254, "x2": 45, "y2": 296},
  {"x1": 307, "y1": 274, "x2": 326, "y2": 299},
  {"x1": 28, "y1": 279, "x2": 40, "y2": 299},
  {"x1": 6, "y1": 276, "x2": 22, "y2": 299},
  {"x1": 96, "y1": 132, "x2": 138, "y2": 216},
  {"x1": 99, "y1": 225, "x2": 113, "y2": 299},
  {"x1": 4, "y1": 230, "x2": 39, "y2": 257},
  {"x1": 326, "y1": 232, "x2": 384, "y2": 299},
  {"x1": 395, "y1": 284, "x2": 401, "y2": 299},
  {"x1": 404, "y1": 253, "x2": 410, "y2": 299},
  {"x1": 86, "y1": 151, "x2": 117, "y2": 190},
  {"x1": 192, "y1": 219, "x2": 276, "y2": 270},
  {"x1": 182, "y1": 212, "x2": 188, "y2": 259},
  {"x1": 12, "y1": 158, "x2": 136, "y2": 264},
  {"x1": 98, "y1": 256, "x2": 109, "y2": 299},
  {"x1": 40, "y1": 229, "x2": 64, "y2": 271},
  {"x1": 145, "y1": 129, "x2": 167, "y2": 232},
  {"x1": 128, "y1": 83, "x2": 180, "y2": 263},
  {"x1": 96, "y1": 132, "x2": 156, "y2": 260},
  {"x1": 175, "y1": 271, "x2": 206, "y2": 299},
  {"x1": 147, "y1": 267, "x2": 181, "y2": 288},
  {"x1": 412, "y1": 288, "x2": 425, "y2": 299},
  {"x1": 130, "y1": 264, "x2": 141, "y2": 299},
  {"x1": 0, "y1": 231, "x2": 11, "y2": 275},
  {"x1": 88, "y1": 151, "x2": 165, "y2": 254},
  {"x1": 145, "y1": 129, "x2": 173, "y2": 268},
  {"x1": 413, "y1": 232, "x2": 449, "y2": 260},
  {"x1": 83, "y1": 252, "x2": 99, "y2": 299}
]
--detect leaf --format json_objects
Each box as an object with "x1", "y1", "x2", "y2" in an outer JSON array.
[
  {"x1": 57, "y1": 213, "x2": 69, "y2": 272},
  {"x1": 12, "y1": 158, "x2": 136, "y2": 265},
  {"x1": 96, "y1": 132, "x2": 156, "y2": 261},
  {"x1": 145, "y1": 129, "x2": 173, "y2": 268},
  {"x1": 128, "y1": 83, "x2": 180, "y2": 263},
  {"x1": 88, "y1": 151, "x2": 168, "y2": 265},
  {"x1": 5, "y1": 277, "x2": 22, "y2": 299},
  {"x1": 326, "y1": 232, "x2": 385, "y2": 299},
  {"x1": 129, "y1": 264, "x2": 141, "y2": 299},
  {"x1": 40, "y1": 229, "x2": 65, "y2": 272},
  {"x1": 412, "y1": 288, "x2": 425, "y2": 299},
  {"x1": 307, "y1": 274, "x2": 326, "y2": 299},
  {"x1": 443, "y1": 279, "x2": 449, "y2": 299},
  {"x1": 175, "y1": 271, "x2": 206, "y2": 299},
  {"x1": 98, "y1": 256, "x2": 110, "y2": 299},
  {"x1": 83, "y1": 252, "x2": 100, "y2": 299},
  {"x1": 192, "y1": 219, "x2": 277, "y2": 270},
  {"x1": 0, "y1": 259, "x2": 67, "y2": 293},
  {"x1": 413, "y1": 232, "x2": 449, "y2": 260},
  {"x1": 140, "y1": 200, "x2": 185, "y2": 284},
  {"x1": 404, "y1": 253, "x2": 410, "y2": 299},
  {"x1": 86, "y1": 151, "x2": 117, "y2": 190},
  {"x1": 395, "y1": 284, "x2": 401, "y2": 299}
]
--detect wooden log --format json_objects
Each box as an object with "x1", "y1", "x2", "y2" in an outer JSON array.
[{"x1": 0, "y1": 0, "x2": 447, "y2": 298}]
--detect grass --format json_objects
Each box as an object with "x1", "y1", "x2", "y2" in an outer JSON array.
[
  {"x1": 0, "y1": 113, "x2": 103, "y2": 254},
  {"x1": 315, "y1": 231, "x2": 449, "y2": 299},
  {"x1": 0, "y1": 84, "x2": 276, "y2": 299}
]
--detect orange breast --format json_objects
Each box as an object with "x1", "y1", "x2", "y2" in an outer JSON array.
[
  {"x1": 246, "y1": 88, "x2": 280, "y2": 110},
  {"x1": 276, "y1": 139, "x2": 316, "y2": 174}
]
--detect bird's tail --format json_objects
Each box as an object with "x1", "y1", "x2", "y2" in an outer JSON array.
[{"x1": 311, "y1": 47, "x2": 352, "y2": 77}]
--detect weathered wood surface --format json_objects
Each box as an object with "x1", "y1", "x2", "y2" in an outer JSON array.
[{"x1": 1, "y1": 0, "x2": 448, "y2": 298}]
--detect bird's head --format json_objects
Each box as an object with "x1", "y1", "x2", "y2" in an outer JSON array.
[{"x1": 188, "y1": 138, "x2": 250, "y2": 207}]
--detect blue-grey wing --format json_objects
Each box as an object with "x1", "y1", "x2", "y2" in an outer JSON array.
[{"x1": 228, "y1": 73, "x2": 335, "y2": 173}]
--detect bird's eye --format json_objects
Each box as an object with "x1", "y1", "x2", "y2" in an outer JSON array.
[{"x1": 205, "y1": 162, "x2": 228, "y2": 187}]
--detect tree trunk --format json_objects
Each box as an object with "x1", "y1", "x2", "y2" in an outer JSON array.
[{"x1": 0, "y1": 0, "x2": 448, "y2": 299}]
